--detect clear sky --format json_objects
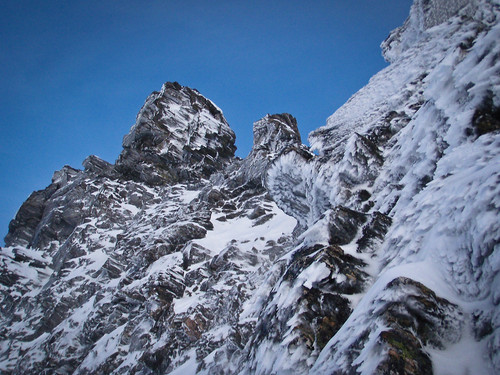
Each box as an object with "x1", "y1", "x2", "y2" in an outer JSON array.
[{"x1": 0, "y1": 0, "x2": 413, "y2": 245}]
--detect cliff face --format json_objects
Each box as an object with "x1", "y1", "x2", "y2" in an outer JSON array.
[
  {"x1": 1, "y1": 0, "x2": 500, "y2": 374},
  {"x1": 115, "y1": 81, "x2": 236, "y2": 186}
]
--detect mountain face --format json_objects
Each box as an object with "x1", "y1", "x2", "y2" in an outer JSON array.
[{"x1": 1, "y1": 0, "x2": 499, "y2": 374}]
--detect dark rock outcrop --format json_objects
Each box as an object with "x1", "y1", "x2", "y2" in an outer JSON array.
[
  {"x1": 115, "y1": 81, "x2": 236, "y2": 185},
  {"x1": 2, "y1": 0, "x2": 500, "y2": 373}
]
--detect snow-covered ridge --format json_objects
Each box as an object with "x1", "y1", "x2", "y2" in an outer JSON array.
[
  {"x1": 381, "y1": 0, "x2": 479, "y2": 63},
  {"x1": 279, "y1": 0, "x2": 500, "y2": 373},
  {"x1": 1, "y1": 0, "x2": 499, "y2": 374}
]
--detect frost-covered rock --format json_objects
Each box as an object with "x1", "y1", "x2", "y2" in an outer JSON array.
[
  {"x1": 311, "y1": 276, "x2": 464, "y2": 375},
  {"x1": 1, "y1": 0, "x2": 500, "y2": 374},
  {"x1": 116, "y1": 81, "x2": 236, "y2": 185},
  {"x1": 230, "y1": 113, "x2": 312, "y2": 188}
]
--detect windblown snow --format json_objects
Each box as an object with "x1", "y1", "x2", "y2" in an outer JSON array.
[{"x1": 1, "y1": 0, "x2": 499, "y2": 374}]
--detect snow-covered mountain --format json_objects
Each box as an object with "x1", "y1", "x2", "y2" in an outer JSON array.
[{"x1": 1, "y1": 0, "x2": 499, "y2": 374}]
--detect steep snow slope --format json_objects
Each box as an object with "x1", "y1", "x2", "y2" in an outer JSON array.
[
  {"x1": 1, "y1": 0, "x2": 499, "y2": 374},
  {"x1": 267, "y1": 0, "x2": 500, "y2": 373}
]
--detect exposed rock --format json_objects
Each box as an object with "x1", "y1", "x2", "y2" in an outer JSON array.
[
  {"x1": 252, "y1": 113, "x2": 301, "y2": 154},
  {"x1": 115, "y1": 81, "x2": 236, "y2": 185},
  {"x1": 471, "y1": 91, "x2": 500, "y2": 137},
  {"x1": 357, "y1": 211, "x2": 393, "y2": 252},
  {"x1": 373, "y1": 277, "x2": 465, "y2": 374},
  {"x1": 376, "y1": 329, "x2": 433, "y2": 375},
  {"x1": 1, "y1": 1, "x2": 500, "y2": 374},
  {"x1": 381, "y1": 277, "x2": 464, "y2": 348},
  {"x1": 4, "y1": 165, "x2": 85, "y2": 249},
  {"x1": 82, "y1": 155, "x2": 117, "y2": 179},
  {"x1": 326, "y1": 206, "x2": 367, "y2": 246},
  {"x1": 229, "y1": 113, "x2": 310, "y2": 188},
  {"x1": 4, "y1": 185, "x2": 58, "y2": 247},
  {"x1": 311, "y1": 277, "x2": 465, "y2": 375}
]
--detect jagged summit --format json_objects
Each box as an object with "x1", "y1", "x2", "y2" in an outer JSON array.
[
  {"x1": 4, "y1": 82, "x2": 238, "y2": 249},
  {"x1": 228, "y1": 113, "x2": 312, "y2": 188},
  {"x1": 115, "y1": 81, "x2": 237, "y2": 185},
  {"x1": 1, "y1": 0, "x2": 500, "y2": 374},
  {"x1": 4, "y1": 88, "x2": 308, "y2": 251},
  {"x1": 252, "y1": 113, "x2": 301, "y2": 154}
]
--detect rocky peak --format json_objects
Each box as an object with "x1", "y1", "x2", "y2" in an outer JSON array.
[
  {"x1": 51, "y1": 165, "x2": 80, "y2": 187},
  {"x1": 227, "y1": 113, "x2": 309, "y2": 188},
  {"x1": 4, "y1": 164, "x2": 83, "y2": 249},
  {"x1": 2, "y1": 1, "x2": 500, "y2": 373},
  {"x1": 115, "y1": 81, "x2": 236, "y2": 185},
  {"x1": 252, "y1": 113, "x2": 301, "y2": 155},
  {"x1": 82, "y1": 155, "x2": 117, "y2": 179}
]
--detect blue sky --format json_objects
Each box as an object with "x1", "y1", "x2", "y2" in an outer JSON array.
[{"x1": 0, "y1": 0, "x2": 413, "y2": 245}]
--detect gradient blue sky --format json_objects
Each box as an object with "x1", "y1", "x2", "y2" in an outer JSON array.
[{"x1": 0, "y1": 0, "x2": 413, "y2": 245}]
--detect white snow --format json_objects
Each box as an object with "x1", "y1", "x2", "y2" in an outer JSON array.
[
  {"x1": 307, "y1": 2, "x2": 500, "y2": 374},
  {"x1": 297, "y1": 261, "x2": 330, "y2": 289},
  {"x1": 429, "y1": 325, "x2": 493, "y2": 375},
  {"x1": 2, "y1": 1, "x2": 499, "y2": 374},
  {"x1": 78, "y1": 324, "x2": 126, "y2": 372},
  {"x1": 195, "y1": 201, "x2": 296, "y2": 257},
  {"x1": 168, "y1": 349, "x2": 199, "y2": 375}
]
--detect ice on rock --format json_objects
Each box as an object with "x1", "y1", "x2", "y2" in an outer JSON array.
[
  {"x1": 116, "y1": 81, "x2": 236, "y2": 186},
  {"x1": 1, "y1": 0, "x2": 500, "y2": 374}
]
